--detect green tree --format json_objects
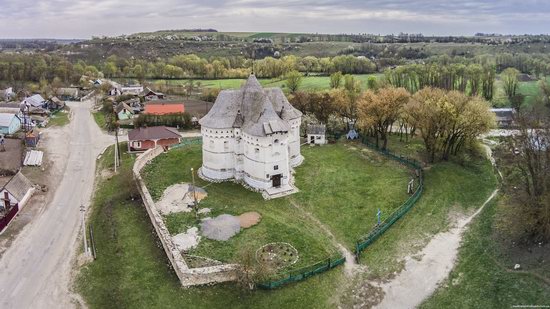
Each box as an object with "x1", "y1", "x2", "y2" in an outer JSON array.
[
  {"x1": 502, "y1": 67, "x2": 520, "y2": 99},
  {"x1": 329, "y1": 72, "x2": 342, "y2": 89},
  {"x1": 285, "y1": 70, "x2": 303, "y2": 93}
]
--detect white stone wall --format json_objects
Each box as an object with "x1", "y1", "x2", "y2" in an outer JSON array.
[
  {"x1": 133, "y1": 146, "x2": 238, "y2": 287},
  {"x1": 201, "y1": 123, "x2": 296, "y2": 193},
  {"x1": 288, "y1": 118, "x2": 303, "y2": 167}
]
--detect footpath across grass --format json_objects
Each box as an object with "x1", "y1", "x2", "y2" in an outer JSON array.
[
  {"x1": 77, "y1": 144, "x2": 346, "y2": 309},
  {"x1": 357, "y1": 135, "x2": 498, "y2": 278},
  {"x1": 420, "y1": 197, "x2": 550, "y2": 308}
]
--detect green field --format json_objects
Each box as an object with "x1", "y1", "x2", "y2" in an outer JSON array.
[
  {"x1": 77, "y1": 144, "x2": 346, "y2": 309},
  {"x1": 356, "y1": 136, "x2": 497, "y2": 277},
  {"x1": 146, "y1": 74, "x2": 380, "y2": 92},
  {"x1": 492, "y1": 77, "x2": 548, "y2": 108},
  {"x1": 79, "y1": 138, "x2": 500, "y2": 308},
  {"x1": 141, "y1": 142, "x2": 410, "y2": 268},
  {"x1": 421, "y1": 197, "x2": 550, "y2": 308}
]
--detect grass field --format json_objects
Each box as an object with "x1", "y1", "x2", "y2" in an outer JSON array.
[
  {"x1": 141, "y1": 142, "x2": 410, "y2": 267},
  {"x1": 77, "y1": 144, "x2": 347, "y2": 309},
  {"x1": 357, "y1": 135, "x2": 497, "y2": 277},
  {"x1": 78, "y1": 137, "x2": 500, "y2": 308},
  {"x1": 46, "y1": 109, "x2": 70, "y2": 127},
  {"x1": 420, "y1": 197, "x2": 550, "y2": 308},
  {"x1": 145, "y1": 74, "x2": 381, "y2": 92},
  {"x1": 492, "y1": 77, "x2": 547, "y2": 108}
]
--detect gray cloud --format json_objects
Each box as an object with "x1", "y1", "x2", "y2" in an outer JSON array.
[{"x1": 1, "y1": 0, "x2": 549, "y2": 38}]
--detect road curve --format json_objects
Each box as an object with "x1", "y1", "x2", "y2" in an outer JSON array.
[{"x1": 0, "y1": 100, "x2": 114, "y2": 309}]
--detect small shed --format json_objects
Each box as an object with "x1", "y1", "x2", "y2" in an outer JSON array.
[
  {"x1": 491, "y1": 108, "x2": 515, "y2": 128},
  {"x1": 47, "y1": 97, "x2": 65, "y2": 110},
  {"x1": 25, "y1": 130, "x2": 41, "y2": 147},
  {"x1": 57, "y1": 88, "x2": 79, "y2": 101},
  {"x1": 306, "y1": 124, "x2": 327, "y2": 145},
  {"x1": 0, "y1": 113, "x2": 21, "y2": 135}
]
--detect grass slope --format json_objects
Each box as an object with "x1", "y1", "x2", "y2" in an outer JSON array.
[
  {"x1": 420, "y1": 197, "x2": 550, "y2": 308},
  {"x1": 77, "y1": 144, "x2": 345, "y2": 309},
  {"x1": 357, "y1": 136, "x2": 497, "y2": 278}
]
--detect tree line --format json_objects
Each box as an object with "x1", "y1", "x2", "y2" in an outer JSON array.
[{"x1": 289, "y1": 74, "x2": 495, "y2": 163}]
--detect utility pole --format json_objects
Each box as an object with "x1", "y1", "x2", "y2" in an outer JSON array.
[
  {"x1": 190, "y1": 168, "x2": 198, "y2": 221},
  {"x1": 80, "y1": 204, "x2": 88, "y2": 256}
]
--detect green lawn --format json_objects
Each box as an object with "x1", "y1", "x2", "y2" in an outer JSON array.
[
  {"x1": 357, "y1": 135, "x2": 498, "y2": 277},
  {"x1": 420, "y1": 197, "x2": 550, "y2": 308},
  {"x1": 141, "y1": 142, "x2": 409, "y2": 268},
  {"x1": 77, "y1": 144, "x2": 346, "y2": 309},
  {"x1": 292, "y1": 142, "x2": 411, "y2": 248},
  {"x1": 46, "y1": 109, "x2": 70, "y2": 127},
  {"x1": 92, "y1": 111, "x2": 106, "y2": 130}
]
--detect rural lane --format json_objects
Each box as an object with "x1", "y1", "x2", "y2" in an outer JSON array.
[{"x1": 0, "y1": 100, "x2": 115, "y2": 308}]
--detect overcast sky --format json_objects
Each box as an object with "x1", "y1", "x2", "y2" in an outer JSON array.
[{"x1": 1, "y1": 0, "x2": 549, "y2": 39}]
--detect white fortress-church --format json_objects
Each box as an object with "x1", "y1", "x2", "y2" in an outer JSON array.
[{"x1": 199, "y1": 74, "x2": 303, "y2": 198}]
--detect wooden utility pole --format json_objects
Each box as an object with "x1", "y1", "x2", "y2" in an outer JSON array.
[{"x1": 190, "y1": 168, "x2": 198, "y2": 221}]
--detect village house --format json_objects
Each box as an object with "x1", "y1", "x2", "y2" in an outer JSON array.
[
  {"x1": 57, "y1": 87, "x2": 79, "y2": 101},
  {"x1": 0, "y1": 113, "x2": 22, "y2": 135},
  {"x1": 144, "y1": 101, "x2": 185, "y2": 115},
  {"x1": 0, "y1": 172, "x2": 34, "y2": 233},
  {"x1": 491, "y1": 108, "x2": 515, "y2": 127},
  {"x1": 199, "y1": 74, "x2": 303, "y2": 198},
  {"x1": 141, "y1": 87, "x2": 165, "y2": 101},
  {"x1": 127, "y1": 126, "x2": 182, "y2": 152},
  {"x1": 121, "y1": 85, "x2": 144, "y2": 96},
  {"x1": 307, "y1": 124, "x2": 327, "y2": 145},
  {"x1": 115, "y1": 102, "x2": 134, "y2": 120},
  {"x1": 23, "y1": 94, "x2": 47, "y2": 108},
  {"x1": 108, "y1": 87, "x2": 121, "y2": 96}
]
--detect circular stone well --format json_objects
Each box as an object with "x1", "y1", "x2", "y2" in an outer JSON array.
[{"x1": 256, "y1": 242, "x2": 299, "y2": 270}]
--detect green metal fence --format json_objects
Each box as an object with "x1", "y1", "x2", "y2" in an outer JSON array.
[
  {"x1": 354, "y1": 136, "x2": 424, "y2": 261},
  {"x1": 257, "y1": 255, "x2": 346, "y2": 289}
]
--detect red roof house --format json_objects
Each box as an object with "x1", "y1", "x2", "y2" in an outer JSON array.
[
  {"x1": 127, "y1": 126, "x2": 182, "y2": 152},
  {"x1": 144, "y1": 101, "x2": 185, "y2": 115}
]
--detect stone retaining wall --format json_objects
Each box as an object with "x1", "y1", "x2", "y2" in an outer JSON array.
[{"x1": 133, "y1": 146, "x2": 238, "y2": 287}]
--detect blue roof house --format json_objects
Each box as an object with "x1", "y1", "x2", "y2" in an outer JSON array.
[{"x1": 0, "y1": 113, "x2": 22, "y2": 135}]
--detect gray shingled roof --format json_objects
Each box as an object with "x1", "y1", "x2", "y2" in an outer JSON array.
[
  {"x1": 199, "y1": 74, "x2": 301, "y2": 137},
  {"x1": 307, "y1": 124, "x2": 326, "y2": 135},
  {"x1": 4, "y1": 172, "x2": 33, "y2": 202}
]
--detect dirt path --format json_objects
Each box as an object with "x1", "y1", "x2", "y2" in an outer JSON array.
[
  {"x1": 288, "y1": 199, "x2": 363, "y2": 276},
  {"x1": 371, "y1": 140, "x2": 501, "y2": 309},
  {"x1": 0, "y1": 100, "x2": 115, "y2": 309},
  {"x1": 373, "y1": 189, "x2": 498, "y2": 309}
]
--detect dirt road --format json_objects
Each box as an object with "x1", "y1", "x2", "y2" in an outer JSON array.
[{"x1": 0, "y1": 100, "x2": 115, "y2": 308}]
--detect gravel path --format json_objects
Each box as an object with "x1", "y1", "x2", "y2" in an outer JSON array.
[{"x1": 0, "y1": 99, "x2": 115, "y2": 309}]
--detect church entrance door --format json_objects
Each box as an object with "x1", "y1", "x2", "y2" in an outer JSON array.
[{"x1": 271, "y1": 174, "x2": 282, "y2": 187}]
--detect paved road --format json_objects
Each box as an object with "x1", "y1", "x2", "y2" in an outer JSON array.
[{"x1": 0, "y1": 100, "x2": 114, "y2": 308}]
